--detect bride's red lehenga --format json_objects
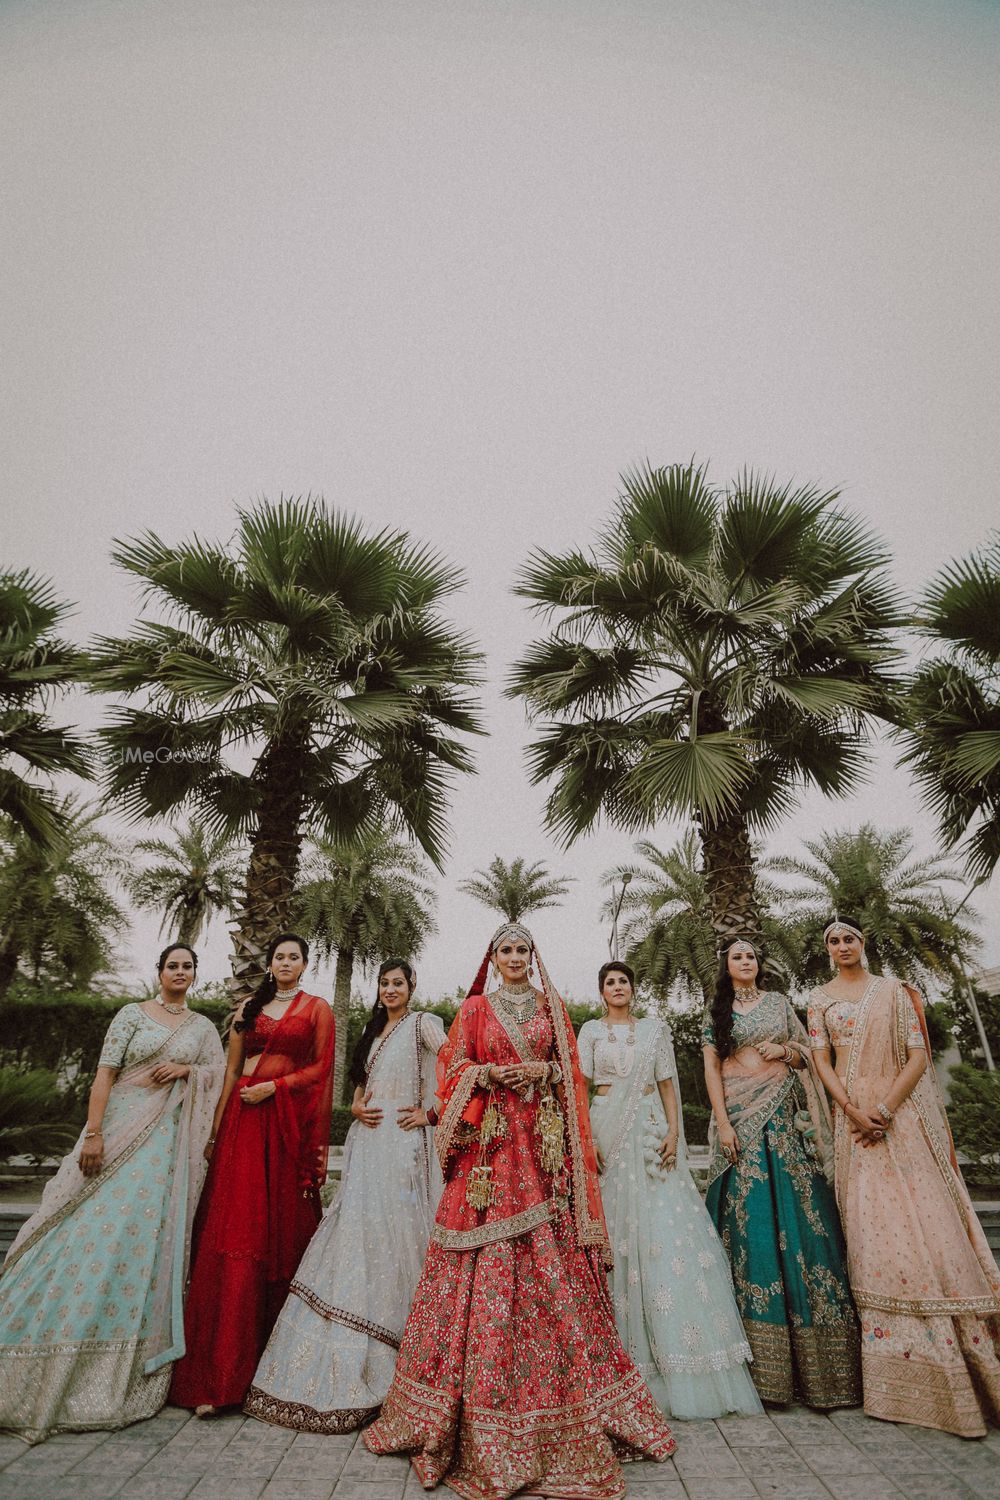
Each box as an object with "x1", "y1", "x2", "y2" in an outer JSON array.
[
  {"x1": 170, "y1": 990, "x2": 333, "y2": 1410},
  {"x1": 364, "y1": 933, "x2": 675, "y2": 1500}
]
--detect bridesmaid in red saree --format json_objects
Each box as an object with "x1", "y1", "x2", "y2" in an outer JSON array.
[
  {"x1": 364, "y1": 922, "x2": 675, "y2": 1500},
  {"x1": 169, "y1": 933, "x2": 334, "y2": 1414}
]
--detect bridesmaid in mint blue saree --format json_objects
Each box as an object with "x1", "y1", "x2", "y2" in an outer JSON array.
[
  {"x1": 702, "y1": 939, "x2": 861, "y2": 1409},
  {"x1": 0, "y1": 945, "x2": 224, "y2": 1443}
]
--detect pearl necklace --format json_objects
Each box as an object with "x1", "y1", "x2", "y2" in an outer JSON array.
[
  {"x1": 274, "y1": 986, "x2": 301, "y2": 1001},
  {"x1": 155, "y1": 993, "x2": 188, "y2": 1016},
  {"x1": 603, "y1": 1013, "x2": 636, "y2": 1076},
  {"x1": 494, "y1": 983, "x2": 536, "y2": 1024}
]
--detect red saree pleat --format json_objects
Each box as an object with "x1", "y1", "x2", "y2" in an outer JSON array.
[{"x1": 170, "y1": 992, "x2": 334, "y2": 1409}]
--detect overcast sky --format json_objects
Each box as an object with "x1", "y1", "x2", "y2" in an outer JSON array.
[{"x1": 3, "y1": 0, "x2": 999, "y2": 1007}]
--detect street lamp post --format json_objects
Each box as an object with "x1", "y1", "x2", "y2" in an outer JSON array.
[
  {"x1": 609, "y1": 873, "x2": 632, "y2": 961},
  {"x1": 940, "y1": 879, "x2": 995, "y2": 1073}
]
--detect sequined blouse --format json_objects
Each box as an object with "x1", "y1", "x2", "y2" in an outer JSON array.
[
  {"x1": 576, "y1": 1019, "x2": 673, "y2": 1084},
  {"x1": 807, "y1": 989, "x2": 925, "y2": 1053}
]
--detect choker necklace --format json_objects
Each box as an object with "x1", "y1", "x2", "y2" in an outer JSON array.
[
  {"x1": 274, "y1": 985, "x2": 301, "y2": 1001},
  {"x1": 495, "y1": 982, "x2": 536, "y2": 1024},
  {"x1": 733, "y1": 984, "x2": 760, "y2": 1009},
  {"x1": 155, "y1": 993, "x2": 187, "y2": 1016}
]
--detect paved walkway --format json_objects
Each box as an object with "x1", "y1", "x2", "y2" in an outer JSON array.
[{"x1": 0, "y1": 1405, "x2": 996, "y2": 1500}]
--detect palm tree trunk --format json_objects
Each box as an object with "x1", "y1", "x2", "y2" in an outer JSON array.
[
  {"x1": 0, "y1": 940, "x2": 21, "y2": 998},
  {"x1": 230, "y1": 735, "x2": 306, "y2": 1002},
  {"x1": 332, "y1": 946, "x2": 354, "y2": 1107},
  {"x1": 697, "y1": 812, "x2": 764, "y2": 952}
]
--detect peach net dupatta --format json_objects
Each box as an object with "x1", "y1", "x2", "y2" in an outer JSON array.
[{"x1": 433, "y1": 940, "x2": 610, "y2": 1259}]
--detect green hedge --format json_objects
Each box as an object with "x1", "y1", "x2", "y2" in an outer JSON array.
[
  {"x1": 0, "y1": 992, "x2": 231, "y2": 1110},
  {"x1": 3, "y1": 991, "x2": 714, "y2": 1149}
]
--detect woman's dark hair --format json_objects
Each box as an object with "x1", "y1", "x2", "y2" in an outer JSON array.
[
  {"x1": 597, "y1": 960, "x2": 636, "y2": 995},
  {"x1": 709, "y1": 939, "x2": 762, "y2": 1061},
  {"x1": 348, "y1": 958, "x2": 416, "y2": 1089},
  {"x1": 235, "y1": 932, "x2": 310, "y2": 1033},
  {"x1": 157, "y1": 943, "x2": 198, "y2": 976}
]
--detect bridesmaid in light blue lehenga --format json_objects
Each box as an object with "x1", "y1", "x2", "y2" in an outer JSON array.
[
  {"x1": 579, "y1": 961, "x2": 761, "y2": 1420},
  {"x1": 246, "y1": 960, "x2": 445, "y2": 1432},
  {"x1": 0, "y1": 946, "x2": 223, "y2": 1443}
]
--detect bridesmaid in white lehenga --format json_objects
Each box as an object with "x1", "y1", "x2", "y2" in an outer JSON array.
[{"x1": 245, "y1": 959, "x2": 444, "y2": 1432}]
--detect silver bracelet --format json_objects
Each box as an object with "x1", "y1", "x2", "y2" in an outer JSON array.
[{"x1": 876, "y1": 1102, "x2": 894, "y2": 1124}]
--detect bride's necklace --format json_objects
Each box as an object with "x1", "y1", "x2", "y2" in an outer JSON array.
[
  {"x1": 733, "y1": 984, "x2": 761, "y2": 1011},
  {"x1": 604, "y1": 1011, "x2": 635, "y2": 1075},
  {"x1": 155, "y1": 992, "x2": 187, "y2": 1016},
  {"x1": 495, "y1": 981, "x2": 536, "y2": 1024}
]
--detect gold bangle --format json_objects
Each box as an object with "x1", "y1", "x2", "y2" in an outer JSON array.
[{"x1": 83, "y1": 1129, "x2": 103, "y2": 1139}]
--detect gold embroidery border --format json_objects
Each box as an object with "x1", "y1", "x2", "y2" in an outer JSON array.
[
  {"x1": 244, "y1": 1385, "x2": 378, "y2": 1433},
  {"x1": 542, "y1": 971, "x2": 608, "y2": 1251},
  {"x1": 430, "y1": 1198, "x2": 555, "y2": 1250},
  {"x1": 853, "y1": 1289, "x2": 1000, "y2": 1316},
  {"x1": 288, "y1": 1280, "x2": 400, "y2": 1349},
  {"x1": 434, "y1": 1058, "x2": 489, "y2": 1170}
]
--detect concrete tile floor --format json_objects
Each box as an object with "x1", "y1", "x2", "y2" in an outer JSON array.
[{"x1": 0, "y1": 1405, "x2": 995, "y2": 1500}]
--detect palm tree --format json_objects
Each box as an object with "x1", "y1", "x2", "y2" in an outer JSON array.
[
  {"x1": 604, "y1": 832, "x2": 801, "y2": 1004},
  {"x1": 128, "y1": 820, "x2": 242, "y2": 947},
  {"x1": 458, "y1": 856, "x2": 573, "y2": 923},
  {"x1": 88, "y1": 498, "x2": 482, "y2": 998},
  {"x1": 0, "y1": 569, "x2": 90, "y2": 847},
  {"x1": 769, "y1": 824, "x2": 978, "y2": 988},
  {"x1": 509, "y1": 462, "x2": 902, "y2": 947},
  {"x1": 295, "y1": 830, "x2": 437, "y2": 1103},
  {"x1": 902, "y1": 537, "x2": 1000, "y2": 880},
  {"x1": 0, "y1": 799, "x2": 127, "y2": 996}
]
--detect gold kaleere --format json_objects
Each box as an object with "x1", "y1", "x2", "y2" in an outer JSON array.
[
  {"x1": 479, "y1": 1096, "x2": 507, "y2": 1144},
  {"x1": 535, "y1": 1090, "x2": 565, "y2": 1175},
  {"x1": 466, "y1": 1163, "x2": 497, "y2": 1210}
]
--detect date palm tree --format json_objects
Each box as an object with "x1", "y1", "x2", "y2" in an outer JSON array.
[
  {"x1": 0, "y1": 569, "x2": 90, "y2": 847},
  {"x1": 128, "y1": 820, "x2": 242, "y2": 947},
  {"x1": 769, "y1": 824, "x2": 977, "y2": 988},
  {"x1": 89, "y1": 498, "x2": 482, "y2": 998},
  {"x1": 902, "y1": 537, "x2": 1000, "y2": 880},
  {"x1": 0, "y1": 799, "x2": 126, "y2": 996},
  {"x1": 458, "y1": 855, "x2": 573, "y2": 925},
  {"x1": 295, "y1": 830, "x2": 437, "y2": 1103},
  {"x1": 509, "y1": 462, "x2": 902, "y2": 947}
]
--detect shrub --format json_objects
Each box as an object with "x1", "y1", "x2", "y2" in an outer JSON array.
[
  {"x1": 0, "y1": 1068, "x2": 81, "y2": 1161},
  {"x1": 947, "y1": 1063, "x2": 1000, "y2": 1172}
]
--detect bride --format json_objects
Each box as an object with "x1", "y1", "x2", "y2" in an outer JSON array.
[{"x1": 245, "y1": 958, "x2": 445, "y2": 1432}]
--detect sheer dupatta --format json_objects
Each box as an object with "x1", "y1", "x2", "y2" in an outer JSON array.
[
  {"x1": 249, "y1": 991, "x2": 334, "y2": 1191},
  {"x1": 434, "y1": 940, "x2": 609, "y2": 1258}
]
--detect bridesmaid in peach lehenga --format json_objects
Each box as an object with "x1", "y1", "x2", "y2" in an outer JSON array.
[{"x1": 808, "y1": 916, "x2": 1000, "y2": 1438}]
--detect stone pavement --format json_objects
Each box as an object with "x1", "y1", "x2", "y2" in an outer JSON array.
[{"x1": 0, "y1": 1404, "x2": 996, "y2": 1500}]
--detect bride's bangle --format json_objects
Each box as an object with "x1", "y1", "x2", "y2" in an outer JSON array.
[{"x1": 876, "y1": 1102, "x2": 894, "y2": 1124}]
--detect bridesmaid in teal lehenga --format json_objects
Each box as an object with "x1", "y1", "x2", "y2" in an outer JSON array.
[{"x1": 702, "y1": 939, "x2": 861, "y2": 1409}]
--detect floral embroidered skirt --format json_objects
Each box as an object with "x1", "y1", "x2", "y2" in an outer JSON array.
[
  {"x1": 704, "y1": 1093, "x2": 862, "y2": 1409},
  {"x1": 363, "y1": 1206, "x2": 676, "y2": 1500}
]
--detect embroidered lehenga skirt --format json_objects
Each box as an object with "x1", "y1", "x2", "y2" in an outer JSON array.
[
  {"x1": 364, "y1": 992, "x2": 675, "y2": 1499},
  {"x1": 705, "y1": 1088, "x2": 862, "y2": 1408}
]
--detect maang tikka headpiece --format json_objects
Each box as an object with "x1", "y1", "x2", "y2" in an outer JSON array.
[{"x1": 490, "y1": 921, "x2": 534, "y2": 954}]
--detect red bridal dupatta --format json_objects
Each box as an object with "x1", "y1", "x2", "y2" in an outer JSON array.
[
  {"x1": 433, "y1": 942, "x2": 609, "y2": 1258},
  {"x1": 244, "y1": 990, "x2": 334, "y2": 1191}
]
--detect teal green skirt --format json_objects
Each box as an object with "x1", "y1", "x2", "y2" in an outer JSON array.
[{"x1": 705, "y1": 1091, "x2": 861, "y2": 1408}]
